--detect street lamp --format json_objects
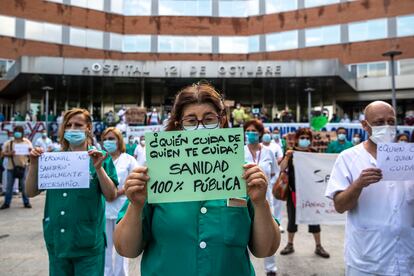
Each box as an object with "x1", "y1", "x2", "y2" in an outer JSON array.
[
  {"x1": 304, "y1": 87, "x2": 314, "y2": 126},
  {"x1": 382, "y1": 50, "x2": 402, "y2": 118},
  {"x1": 42, "y1": 86, "x2": 53, "y2": 134}
]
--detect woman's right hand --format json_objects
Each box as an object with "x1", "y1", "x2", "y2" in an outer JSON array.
[
  {"x1": 124, "y1": 166, "x2": 150, "y2": 209},
  {"x1": 29, "y1": 147, "x2": 44, "y2": 164},
  {"x1": 285, "y1": 149, "x2": 294, "y2": 159}
]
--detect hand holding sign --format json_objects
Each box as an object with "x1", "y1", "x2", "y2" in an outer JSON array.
[
  {"x1": 243, "y1": 163, "x2": 268, "y2": 206},
  {"x1": 354, "y1": 168, "x2": 382, "y2": 188},
  {"x1": 29, "y1": 147, "x2": 45, "y2": 164},
  {"x1": 124, "y1": 166, "x2": 149, "y2": 208},
  {"x1": 88, "y1": 149, "x2": 108, "y2": 170}
]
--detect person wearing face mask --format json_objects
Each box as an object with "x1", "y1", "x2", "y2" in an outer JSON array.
[
  {"x1": 0, "y1": 126, "x2": 33, "y2": 209},
  {"x1": 279, "y1": 128, "x2": 330, "y2": 258},
  {"x1": 244, "y1": 121, "x2": 280, "y2": 276},
  {"x1": 396, "y1": 133, "x2": 410, "y2": 143},
  {"x1": 126, "y1": 135, "x2": 137, "y2": 156},
  {"x1": 232, "y1": 103, "x2": 246, "y2": 127},
  {"x1": 34, "y1": 130, "x2": 53, "y2": 152},
  {"x1": 326, "y1": 127, "x2": 353, "y2": 153},
  {"x1": 147, "y1": 108, "x2": 160, "y2": 126},
  {"x1": 352, "y1": 133, "x2": 362, "y2": 146},
  {"x1": 102, "y1": 127, "x2": 138, "y2": 276},
  {"x1": 25, "y1": 108, "x2": 119, "y2": 275},
  {"x1": 272, "y1": 128, "x2": 287, "y2": 154},
  {"x1": 114, "y1": 83, "x2": 281, "y2": 276},
  {"x1": 262, "y1": 128, "x2": 284, "y2": 164},
  {"x1": 326, "y1": 101, "x2": 414, "y2": 276},
  {"x1": 133, "y1": 136, "x2": 146, "y2": 166}
]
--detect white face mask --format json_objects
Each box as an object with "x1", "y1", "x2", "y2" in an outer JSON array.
[{"x1": 367, "y1": 123, "x2": 396, "y2": 144}]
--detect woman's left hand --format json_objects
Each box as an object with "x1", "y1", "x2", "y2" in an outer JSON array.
[
  {"x1": 88, "y1": 149, "x2": 107, "y2": 170},
  {"x1": 243, "y1": 163, "x2": 268, "y2": 206}
]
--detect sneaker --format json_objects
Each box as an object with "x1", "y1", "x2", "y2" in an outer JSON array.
[
  {"x1": 0, "y1": 203, "x2": 10, "y2": 210},
  {"x1": 279, "y1": 226, "x2": 285, "y2": 233},
  {"x1": 280, "y1": 243, "x2": 294, "y2": 255},
  {"x1": 24, "y1": 203, "x2": 32, "y2": 208},
  {"x1": 315, "y1": 245, "x2": 330, "y2": 258}
]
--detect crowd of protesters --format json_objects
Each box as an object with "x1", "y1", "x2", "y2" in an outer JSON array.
[{"x1": 0, "y1": 80, "x2": 412, "y2": 276}]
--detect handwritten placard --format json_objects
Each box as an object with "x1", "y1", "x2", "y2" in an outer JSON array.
[
  {"x1": 38, "y1": 152, "x2": 90, "y2": 189},
  {"x1": 377, "y1": 143, "x2": 414, "y2": 181},
  {"x1": 145, "y1": 128, "x2": 246, "y2": 203},
  {"x1": 14, "y1": 143, "x2": 30, "y2": 155}
]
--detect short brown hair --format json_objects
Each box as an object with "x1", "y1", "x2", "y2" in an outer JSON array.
[
  {"x1": 101, "y1": 127, "x2": 126, "y2": 153},
  {"x1": 243, "y1": 119, "x2": 265, "y2": 138},
  {"x1": 58, "y1": 108, "x2": 93, "y2": 151},
  {"x1": 13, "y1": 125, "x2": 24, "y2": 134},
  {"x1": 166, "y1": 82, "x2": 228, "y2": 131},
  {"x1": 295, "y1": 128, "x2": 313, "y2": 141}
]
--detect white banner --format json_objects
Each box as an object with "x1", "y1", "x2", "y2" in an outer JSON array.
[
  {"x1": 126, "y1": 125, "x2": 163, "y2": 140},
  {"x1": 293, "y1": 151, "x2": 346, "y2": 225}
]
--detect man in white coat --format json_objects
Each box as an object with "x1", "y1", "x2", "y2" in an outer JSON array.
[{"x1": 325, "y1": 101, "x2": 414, "y2": 276}]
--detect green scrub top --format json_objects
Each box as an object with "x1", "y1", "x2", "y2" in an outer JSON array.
[
  {"x1": 118, "y1": 198, "x2": 261, "y2": 276},
  {"x1": 326, "y1": 140, "x2": 353, "y2": 153},
  {"x1": 126, "y1": 143, "x2": 137, "y2": 156},
  {"x1": 42, "y1": 152, "x2": 119, "y2": 258}
]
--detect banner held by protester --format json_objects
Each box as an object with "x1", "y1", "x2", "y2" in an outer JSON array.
[
  {"x1": 293, "y1": 151, "x2": 345, "y2": 225},
  {"x1": 145, "y1": 128, "x2": 246, "y2": 203}
]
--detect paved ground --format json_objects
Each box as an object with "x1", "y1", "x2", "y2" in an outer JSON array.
[{"x1": 0, "y1": 194, "x2": 345, "y2": 276}]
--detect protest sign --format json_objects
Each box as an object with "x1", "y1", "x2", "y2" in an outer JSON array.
[
  {"x1": 38, "y1": 152, "x2": 90, "y2": 189},
  {"x1": 377, "y1": 143, "x2": 414, "y2": 181},
  {"x1": 293, "y1": 151, "x2": 345, "y2": 225},
  {"x1": 14, "y1": 143, "x2": 30, "y2": 155},
  {"x1": 126, "y1": 125, "x2": 162, "y2": 141},
  {"x1": 145, "y1": 128, "x2": 246, "y2": 203},
  {"x1": 125, "y1": 107, "x2": 147, "y2": 125}
]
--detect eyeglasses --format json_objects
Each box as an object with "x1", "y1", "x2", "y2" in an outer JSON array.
[{"x1": 180, "y1": 115, "x2": 221, "y2": 130}]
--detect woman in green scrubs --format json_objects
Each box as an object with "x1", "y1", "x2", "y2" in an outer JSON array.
[
  {"x1": 26, "y1": 108, "x2": 119, "y2": 276},
  {"x1": 114, "y1": 83, "x2": 281, "y2": 275}
]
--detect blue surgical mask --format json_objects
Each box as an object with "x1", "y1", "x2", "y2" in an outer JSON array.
[
  {"x1": 42, "y1": 133, "x2": 47, "y2": 138},
  {"x1": 103, "y1": 140, "x2": 118, "y2": 153},
  {"x1": 64, "y1": 130, "x2": 86, "y2": 146},
  {"x1": 262, "y1": 134, "x2": 272, "y2": 143},
  {"x1": 245, "y1": 132, "x2": 260, "y2": 145},
  {"x1": 298, "y1": 138, "x2": 311, "y2": 148},
  {"x1": 14, "y1": 132, "x2": 22, "y2": 139},
  {"x1": 272, "y1": 134, "x2": 280, "y2": 140},
  {"x1": 352, "y1": 137, "x2": 361, "y2": 144},
  {"x1": 337, "y1": 134, "x2": 346, "y2": 141}
]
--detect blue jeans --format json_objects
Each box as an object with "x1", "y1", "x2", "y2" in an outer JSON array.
[{"x1": 4, "y1": 169, "x2": 29, "y2": 205}]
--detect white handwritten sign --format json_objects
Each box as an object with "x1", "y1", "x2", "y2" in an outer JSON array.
[
  {"x1": 38, "y1": 152, "x2": 90, "y2": 189},
  {"x1": 377, "y1": 143, "x2": 414, "y2": 181},
  {"x1": 14, "y1": 143, "x2": 30, "y2": 155},
  {"x1": 293, "y1": 151, "x2": 345, "y2": 225}
]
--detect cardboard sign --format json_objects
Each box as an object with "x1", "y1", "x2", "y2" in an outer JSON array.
[
  {"x1": 145, "y1": 128, "x2": 246, "y2": 203},
  {"x1": 14, "y1": 143, "x2": 30, "y2": 155},
  {"x1": 38, "y1": 152, "x2": 90, "y2": 189},
  {"x1": 294, "y1": 151, "x2": 345, "y2": 225},
  {"x1": 125, "y1": 107, "x2": 147, "y2": 125},
  {"x1": 377, "y1": 143, "x2": 414, "y2": 181}
]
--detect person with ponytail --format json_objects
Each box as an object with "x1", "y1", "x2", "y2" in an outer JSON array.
[{"x1": 25, "y1": 108, "x2": 119, "y2": 276}]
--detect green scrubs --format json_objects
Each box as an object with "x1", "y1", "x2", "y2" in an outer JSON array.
[
  {"x1": 326, "y1": 140, "x2": 353, "y2": 153},
  {"x1": 126, "y1": 143, "x2": 137, "y2": 156},
  {"x1": 118, "y1": 198, "x2": 279, "y2": 276},
  {"x1": 42, "y1": 153, "x2": 118, "y2": 276}
]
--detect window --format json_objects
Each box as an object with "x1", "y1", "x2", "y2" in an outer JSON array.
[
  {"x1": 399, "y1": 59, "x2": 414, "y2": 75},
  {"x1": 219, "y1": 0, "x2": 259, "y2": 17},
  {"x1": 356, "y1": 62, "x2": 387, "y2": 78},
  {"x1": 397, "y1": 15, "x2": 414, "y2": 37},
  {"x1": 266, "y1": 30, "x2": 298, "y2": 51},
  {"x1": 266, "y1": 0, "x2": 297, "y2": 13},
  {"x1": 0, "y1": 15, "x2": 16, "y2": 37},
  {"x1": 349, "y1": 18, "x2": 387, "y2": 42},
  {"x1": 71, "y1": 0, "x2": 104, "y2": 10},
  {"x1": 305, "y1": 25, "x2": 340, "y2": 47},
  {"x1": 110, "y1": 0, "x2": 123, "y2": 14},
  {"x1": 219, "y1": 36, "x2": 258, "y2": 53},
  {"x1": 123, "y1": 0, "x2": 152, "y2": 15},
  {"x1": 70, "y1": 27, "x2": 87, "y2": 47},
  {"x1": 25, "y1": 20, "x2": 62, "y2": 43},
  {"x1": 159, "y1": 0, "x2": 212, "y2": 16},
  {"x1": 305, "y1": 0, "x2": 339, "y2": 8},
  {"x1": 47, "y1": 0, "x2": 63, "y2": 3},
  {"x1": 110, "y1": 33, "x2": 123, "y2": 51},
  {"x1": 86, "y1": 29, "x2": 103, "y2": 49},
  {"x1": 158, "y1": 36, "x2": 212, "y2": 53},
  {"x1": 123, "y1": 35, "x2": 151, "y2": 52}
]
